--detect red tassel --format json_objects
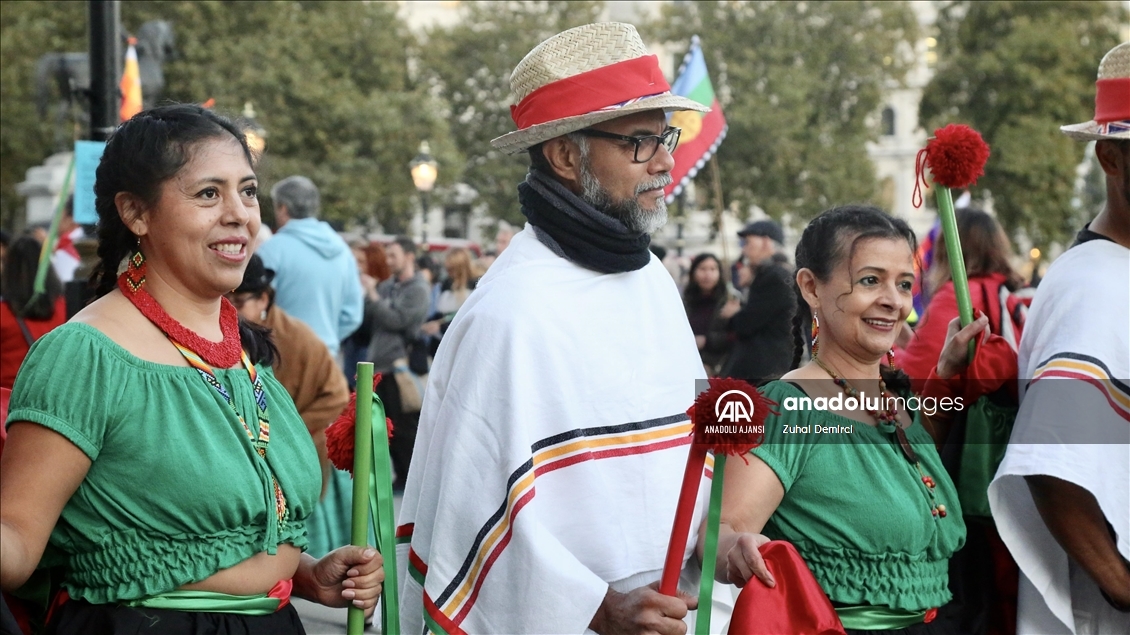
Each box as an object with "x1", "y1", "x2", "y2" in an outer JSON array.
[
  {"x1": 326, "y1": 373, "x2": 395, "y2": 475},
  {"x1": 688, "y1": 377, "x2": 775, "y2": 458},
  {"x1": 923, "y1": 124, "x2": 990, "y2": 189},
  {"x1": 660, "y1": 378, "x2": 774, "y2": 596}
]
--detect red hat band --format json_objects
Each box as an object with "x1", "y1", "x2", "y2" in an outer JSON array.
[
  {"x1": 509, "y1": 55, "x2": 671, "y2": 130},
  {"x1": 1095, "y1": 77, "x2": 1130, "y2": 124}
]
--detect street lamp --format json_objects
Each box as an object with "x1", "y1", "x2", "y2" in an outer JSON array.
[
  {"x1": 410, "y1": 141, "x2": 438, "y2": 245},
  {"x1": 242, "y1": 101, "x2": 267, "y2": 159}
]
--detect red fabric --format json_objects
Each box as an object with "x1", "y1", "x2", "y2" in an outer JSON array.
[
  {"x1": 728, "y1": 541, "x2": 846, "y2": 635},
  {"x1": 1095, "y1": 77, "x2": 1130, "y2": 123},
  {"x1": 267, "y1": 578, "x2": 294, "y2": 611},
  {"x1": 509, "y1": 55, "x2": 670, "y2": 129},
  {"x1": 900, "y1": 274, "x2": 1013, "y2": 392},
  {"x1": 54, "y1": 233, "x2": 80, "y2": 261},
  {"x1": 920, "y1": 308, "x2": 1020, "y2": 405},
  {"x1": 1, "y1": 298, "x2": 67, "y2": 390}
]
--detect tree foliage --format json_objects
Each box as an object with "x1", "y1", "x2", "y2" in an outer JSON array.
[
  {"x1": 1, "y1": 1, "x2": 457, "y2": 232},
  {"x1": 645, "y1": 1, "x2": 919, "y2": 222},
  {"x1": 0, "y1": 1, "x2": 87, "y2": 230},
  {"x1": 418, "y1": 1, "x2": 604, "y2": 226},
  {"x1": 919, "y1": 0, "x2": 1125, "y2": 247}
]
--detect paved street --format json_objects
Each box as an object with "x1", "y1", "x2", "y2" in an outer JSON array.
[{"x1": 295, "y1": 598, "x2": 368, "y2": 635}]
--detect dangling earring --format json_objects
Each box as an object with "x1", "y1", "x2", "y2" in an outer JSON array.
[
  {"x1": 121, "y1": 241, "x2": 147, "y2": 293},
  {"x1": 887, "y1": 348, "x2": 898, "y2": 370},
  {"x1": 260, "y1": 309, "x2": 268, "y2": 321},
  {"x1": 810, "y1": 313, "x2": 820, "y2": 357}
]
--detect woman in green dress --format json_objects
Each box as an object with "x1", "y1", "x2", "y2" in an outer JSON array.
[{"x1": 710, "y1": 205, "x2": 989, "y2": 634}]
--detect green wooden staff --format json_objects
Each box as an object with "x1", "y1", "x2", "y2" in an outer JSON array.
[{"x1": 349, "y1": 363, "x2": 400, "y2": 635}]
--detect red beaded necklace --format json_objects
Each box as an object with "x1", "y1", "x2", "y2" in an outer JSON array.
[{"x1": 118, "y1": 250, "x2": 243, "y2": 368}]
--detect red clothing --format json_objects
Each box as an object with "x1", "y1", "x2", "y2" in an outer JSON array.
[
  {"x1": 900, "y1": 273, "x2": 1017, "y2": 390},
  {"x1": 1, "y1": 297, "x2": 67, "y2": 389}
]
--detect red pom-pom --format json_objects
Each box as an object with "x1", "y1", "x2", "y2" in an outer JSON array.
[
  {"x1": 687, "y1": 377, "x2": 776, "y2": 457},
  {"x1": 924, "y1": 124, "x2": 990, "y2": 189},
  {"x1": 326, "y1": 373, "x2": 395, "y2": 475}
]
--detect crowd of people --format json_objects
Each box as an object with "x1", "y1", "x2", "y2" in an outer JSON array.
[{"x1": 0, "y1": 22, "x2": 1126, "y2": 635}]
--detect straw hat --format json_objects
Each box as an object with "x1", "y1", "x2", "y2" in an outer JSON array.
[
  {"x1": 1061, "y1": 42, "x2": 1130, "y2": 141},
  {"x1": 490, "y1": 23, "x2": 708, "y2": 155}
]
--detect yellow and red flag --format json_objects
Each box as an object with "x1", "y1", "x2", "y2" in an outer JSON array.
[
  {"x1": 119, "y1": 37, "x2": 142, "y2": 121},
  {"x1": 664, "y1": 36, "x2": 727, "y2": 203}
]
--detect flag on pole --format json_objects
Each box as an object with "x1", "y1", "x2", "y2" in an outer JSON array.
[
  {"x1": 120, "y1": 37, "x2": 143, "y2": 122},
  {"x1": 664, "y1": 36, "x2": 727, "y2": 203}
]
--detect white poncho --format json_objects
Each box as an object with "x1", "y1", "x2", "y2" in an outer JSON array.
[
  {"x1": 989, "y1": 238, "x2": 1130, "y2": 634},
  {"x1": 396, "y1": 227, "x2": 709, "y2": 634}
]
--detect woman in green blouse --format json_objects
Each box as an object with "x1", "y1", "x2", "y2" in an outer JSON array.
[
  {"x1": 712, "y1": 205, "x2": 988, "y2": 634},
  {"x1": 0, "y1": 105, "x2": 383, "y2": 634}
]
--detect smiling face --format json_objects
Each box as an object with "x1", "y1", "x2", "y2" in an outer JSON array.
[
  {"x1": 125, "y1": 136, "x2": 259, "y2": 301},
  {"x1": 809, "y1": 237, "x2": 915, "y2": 363}
]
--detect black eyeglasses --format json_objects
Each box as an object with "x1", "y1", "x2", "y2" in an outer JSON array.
[{"x1": 574, "y1": 126, "x2": 681, "y2": 163}]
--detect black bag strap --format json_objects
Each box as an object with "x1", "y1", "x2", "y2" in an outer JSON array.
[
  {"x1": 4, "y1": 300, "x2": 36, "y2": 347},
  {"x1": 15, "y1": 316, "x2": 35, "y2": 347}
]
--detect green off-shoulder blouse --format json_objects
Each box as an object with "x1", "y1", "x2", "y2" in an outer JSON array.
[
  {"x1": 6, "y1": 323, "x2": 322, "y2": 604},
  {"x1": 750, "y1": 380, "x2": 966, "y2": 611}
]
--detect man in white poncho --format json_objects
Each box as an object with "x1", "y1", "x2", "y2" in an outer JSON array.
[
  {"x1": 988, "y1": 42, "x2": 1130, "y2": 634},
  {"x1": 395, "y1": 23, "x2": 721, "y2": 635}
]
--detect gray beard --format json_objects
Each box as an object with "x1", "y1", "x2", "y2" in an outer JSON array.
[{"x1": 579, "y1": 161, "x2": 670, "y2": 234}]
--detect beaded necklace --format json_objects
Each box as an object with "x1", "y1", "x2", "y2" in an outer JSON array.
[
  {"x1": 173, "y1": 342, "x2": 288, "y2": 525},
  {"x1": 118, "y1": 252, "x2": 242, "y2": 368},
  {"x1": 812, "y1": 355, "x2": 947, "y2": 519},
  {"x1": 118, "y1": 254, "x2": 286, "y2": 524}
]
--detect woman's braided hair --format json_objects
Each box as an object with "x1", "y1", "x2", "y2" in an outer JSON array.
[
  {"x1": 91, "y1": 104, "x2": 277, "y2": 365},
  {"x1": 790, "y1": 205, "x2": 917, "y2": 393}
]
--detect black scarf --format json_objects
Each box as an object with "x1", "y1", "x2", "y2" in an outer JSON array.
[{"x1": 518, "y1": 169, "x2": 652, "y2": 274}]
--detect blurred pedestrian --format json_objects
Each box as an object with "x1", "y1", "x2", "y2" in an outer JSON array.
[
  {"x1": 1, "y1": 236, "x2": 67, "y2": 390},
  {"x1": 51, "y1": 197, "x2": 84, "y2": 284},
  {"x1": 420, "y1": 248, "x2": 477, "y2": 355},
  {"x1": 721, "y1": 220, "x2": 796, "y2": 384},
  {"x1": 342, "y1": 238, "x2": 389, "y2": 389},
  {"x1": 256, "y1": 175, "x2": 363, "y2": 356},
  {"x1": 682, "y1": 253, "x2": 735, "y2": 376},
  {"x1": 901, "y1": 208, "x2": 1027, "y2": 388},
  {"x1": 364, "y1": 236, "x2": 430, "y2": 490},
  {"x1": 495, "y1": 220, "x2": 515, "y2": 254}
]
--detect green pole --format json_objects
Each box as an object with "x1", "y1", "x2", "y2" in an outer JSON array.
[
  {"x1": 348, "y1": 363, "x2": 375, "y2": 635},
  {"x1": 29, "y1": 155, "x2": 76, "y2": 307},
  {"x1": 696, "y1": 453, "x2": 726, "y2": 635},
  {"x1": 935, "y1": 185, "x2": 975, "y2": 359}
]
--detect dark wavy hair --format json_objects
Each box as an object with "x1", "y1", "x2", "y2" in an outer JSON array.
[
  {"x1": 91, "y1": 104, "x2": 277, "y2": 365},
  {"x1": 683, "y1": 252, "x2": 727, "y2": 305},
  {"x1": 2, "y1": 236, "x2": 63, "y2": 320},
  {"x1": 791, "y1": 205, "x2": 917, "y2": 394}
]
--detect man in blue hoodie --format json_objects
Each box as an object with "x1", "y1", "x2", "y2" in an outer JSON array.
[{"x1": 257, "y1": 175, "x2": 363, "y2": 356}]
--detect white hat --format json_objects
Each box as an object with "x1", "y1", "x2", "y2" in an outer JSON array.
[
  {"x1": 490, "y1": 23, "x2": 708, "y2": 155},
  {"x1": 1061, "y1": 42, "x2": 1130, "y2": 141}
]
